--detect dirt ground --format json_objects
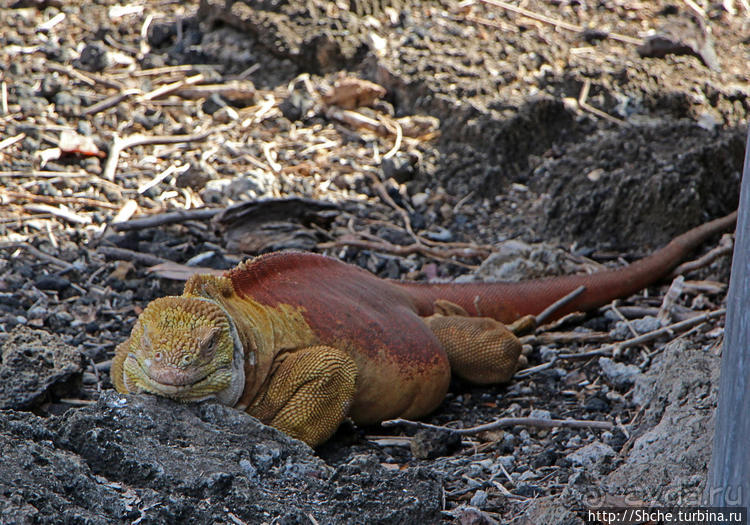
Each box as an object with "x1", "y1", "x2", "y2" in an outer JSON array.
[{"x1": 0, "y1": 0, "x2": 748, "y2": 523}]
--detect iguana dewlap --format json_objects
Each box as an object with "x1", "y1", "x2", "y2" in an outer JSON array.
[{"x1": 112, "y1": 211, "x2": 736, "y2": 446}]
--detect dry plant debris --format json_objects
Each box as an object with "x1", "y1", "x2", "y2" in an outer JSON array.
[{"x1": 0, "y1": 0, "x2": 745, "y2": 522}]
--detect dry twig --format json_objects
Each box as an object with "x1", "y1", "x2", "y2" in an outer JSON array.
[
  {"x1": 478, "y1": 0, "x2": 643, "y2": 45},
  {"x1": 140, "y1": 73, "x2": 205, "y2": 101},
  {"x1": 97, "y1": 246, "x2": 169, "y2": 266},
  {"x1": 513, "y1": 360, "x2": 558, "y2": 379},
  {"x1": 535, "y1": 285, "x2": 586, "y2": 325},
  {"x1": 0, "y1": 170, "x2": 89, "y2": 178},
  {"x1": 25, "y1": 203, "x2": 91, "y2": 224},
  {"x1": 81, "y1": 89, "x2": 141, "y2": 116},
  {"x1": 669, "y1": 233, "x2": 734, "y2": 278},
  {"x1": 112, "y1": 208, "x2": 221, "y2": 231},
  {"x1": 3, "y1": 189, "x2": 119, "y2": 210},
  {"x1": 0, "y1": 242, "x2": 74, "y2": 270},
  {"x1": 558, "y1": 308, "x2": 726, "y2": 359},
  {"x1": 46, "y1": 62, "x2": 124, "y2": 90},
  {"x1": 382, "y1": 415, "x2": 613, "y2": 434},
  {"x1": 520, "y1": 331, "x2": 610, "y2": 346},
  {"x1": 577, "y1": 79, "x2": 624, "y2": 125},
  {"x1": 103, "y1": 126, "x2": 230, "y2": 180},
  {"x1": 0, "y1": 133, "x2": 26, "y2": 151}
]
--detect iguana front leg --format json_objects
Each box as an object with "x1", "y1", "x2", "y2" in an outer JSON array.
[
  {"x1": 246, "y1": 346, "x2": 357, "y2": 446},
  {"x1": 424, "y1": 300, "x2": 531, "y2": 384}
]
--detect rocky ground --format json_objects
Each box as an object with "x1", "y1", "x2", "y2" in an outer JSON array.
[{"x1": 0, "y1": 0, "x2": 747, "y2": 523}]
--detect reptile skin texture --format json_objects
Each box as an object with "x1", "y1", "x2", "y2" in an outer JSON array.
[{"x1": 112, "y1": 211, "x2": 736, "y2": 445}]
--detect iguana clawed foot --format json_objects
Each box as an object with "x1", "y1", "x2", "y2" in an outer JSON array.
[{"x1": 424, "y1": 300, "x2": 531, "y2": 384}]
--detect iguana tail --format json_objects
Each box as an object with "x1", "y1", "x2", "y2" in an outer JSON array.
[{"x1": 396, "y1": 211, "x2": 737, "y2": 324}]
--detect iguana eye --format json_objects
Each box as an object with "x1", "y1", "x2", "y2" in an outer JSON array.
[{"x1": 153, "y1": 351, "x2": 163, "y2": 362}]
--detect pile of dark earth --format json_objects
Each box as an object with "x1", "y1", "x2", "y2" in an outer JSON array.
[{"x1": 0, "y1": 0, "x2": 746, "y2": 523}]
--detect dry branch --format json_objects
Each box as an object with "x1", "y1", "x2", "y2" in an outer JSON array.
[
  {"x1": 97, "y1": 246, "x2": 169, "y2": 266},
  {"x1": 103, "y1": 126, "x2": 230, "y2": 180},
  {"x1": 382, "y1": 416, "x2": 613, "y2": 434},
  {"x1": 558, "y1": 308, "x2": 726, "y2": 359},
  {"x1": 81, "y1": 89, "x2": 141, "y2": 116},
  {"x1": 669, "y1": 233, "x2": 734, "y2": 278},
  {"x1": 112, "y1": 208, "x2": 221, "y2": 231},
  {"x1": 478, "y1": 0, "x2": 644, "y2": 45},
  {"x1": 0, "y1": 242, "x2": 74, "y2": 270},
  {"x1": 3, "y1": 189, "x2": 119, "y2": 210},
  {"x1": 535, "y1": 285, "x2": 586, "y2": 325},
  {"x1": 25, "y1": 203, "x2": 91, "y2": 224}
]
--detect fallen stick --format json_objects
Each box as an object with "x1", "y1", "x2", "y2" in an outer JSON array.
[
  {"x1": 111, "y1": 208, "x2": 221, "y2": 231},
  {"x1": 103, "y1": 126, "x2": 228, "y2": 180},
  {"x1": 669, "y1": 234, "x2": 734, "y2": 278},
  {"x1": 578, "y1": 79, "x2": 624, "y2": 125},
  {"x1": 25, "y1": 203, "x2": 91, "y2": 224},
  {"x1": 0, "y1": 170, "x2": 89, "y2": 178},
  {"x1": 140, "y1": 73, "x2": 204, "y2": 101},
  {"x1": 0, "y1": 132, "x2": 26, "y2": 151},
  {"x1": 97, "y1": 246, "x2": 168, "y2": 266},
  {"x1": 3, "y1": 189, "x2": 119, "y2": 210},
  {"x1": 81, "y1": 89, "x2": 141, "y2": 116},
  {"x1": 0, "y1": 242, "x2": 74, "y2": 270},
  {"x1": 381, "y1": 117, "x2": 403, "y2": 160},
  {"x1": 382, "y1": 415, "x2": 613, "y2": 434},
  {"x1": 326, "y1": 106, "x2": 390, "y2": 135},
  {"x1": 558, "y1": 308, "x2": 726, "y2": 359},
  {"x1": 478, "y1": 0, "x2": 643, "y2": 45},
  {"x1": 520, "y1": 331, "x2": 610, "y2": 346},
  {"x1": 513, "y1": 360, "x2": 557, "y2": 379},
  {"x1": 536, "y1": 285, "x2": 586, "y2": 325},
  {"x1": 175, "y1": 82, "x2": 256, "y2": 100},
  {"x1": 46, "y1": 62, "x2": 124, "y2": 90}
]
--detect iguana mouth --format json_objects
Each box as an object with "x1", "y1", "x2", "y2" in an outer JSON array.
[
  {"x1": 142, "y1": 360, "x2": 209, "y2": 387},
  {"x1": 124, "y1": 353, "x2": 233, "y2": 402}
]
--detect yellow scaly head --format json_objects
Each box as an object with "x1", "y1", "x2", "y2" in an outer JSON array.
[{"x1": 113, "y1": 296, "x2": 245, "y2": 405}]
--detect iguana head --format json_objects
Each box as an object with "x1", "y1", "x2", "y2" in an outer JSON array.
[{"x1": 115, "y1": 296, "x2": 245, "y2": 405}]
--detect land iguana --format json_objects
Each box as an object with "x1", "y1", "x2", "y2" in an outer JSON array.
[{"x1": 111, "y1": 211, "x2": 736, "y2": 446}]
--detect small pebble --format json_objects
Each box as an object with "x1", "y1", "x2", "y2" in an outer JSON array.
[
  {"x1": 565, "y1": 441, "x2": 616, "y2": 467},
  {"x1": 529, "y1": 409, "x2": 551, "y2": 420},
  {"x1": 76, "y1": 42, "x2": 112, "y2": 72},
  {"x1": 381, "y1": 153, "x2": 415, "y2": 183},
  {"x1": 77, "y1": 121, "x2": 93, "y2": 136},
  {"x1": 83, "y1": 157, "x2": 102, "y2": 175},
  {"x1": 35, "y1": 275, "x2": 70, "y2": 292},
  {"x1": 599, "y1": 357, "x2": 642, "y2": 388},
  {"x1": 539, "y1": 346, "x2": 557, "y2": 361},
  {"x1": 54, "y1": 91, "x2": 81, "y2": 115},
  {"x1": 239, "y1": 459, "x2": 258, "y2": 479},
  {"x1": 584, "y1": 396, "x2": 609, "y2": 412},
  {"x1": 495, "y1": 455, "x2": 515, "y2": 471},
  {"x1": 202, "y1": 93, "x2": 227, "y2": 115},
  {"x1": 279, "y1": 90, "x2": 314, "y2": 122},
  {"x1": 500, "y1": 433, "x2": 517, "y2": 453},
  {"x1": 469, "y1": 489, "x2": 488, "y2": 508}
]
